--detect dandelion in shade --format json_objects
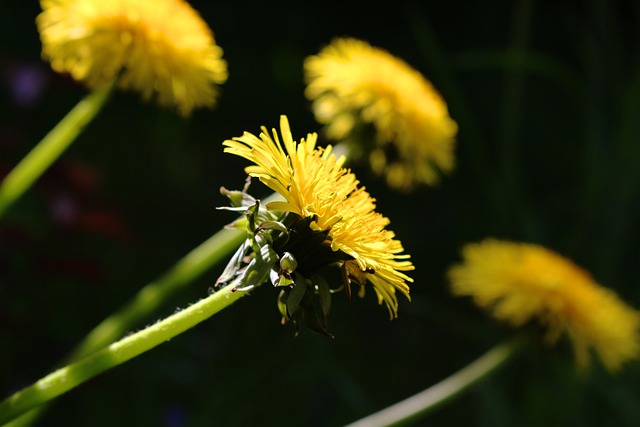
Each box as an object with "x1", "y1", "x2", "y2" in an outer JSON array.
[
  {"x1": 448, "y1": 238, "x2": 640, "y2": 372},
  {"x1": 223, "y1": 115, "x2": 414, "y2": 322},
  {"x1": 304, "y1": 37, "x2": 457, "y2": 192},
  {"x1": 37, "y1": 0, "x2": 228, "y2": 115}
]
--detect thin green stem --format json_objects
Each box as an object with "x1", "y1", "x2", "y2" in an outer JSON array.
[
  {"x1": 0, "y1": 80, "x2": 116, "y2": 219},
  {"x1": 344, "y1": 339, "x2": 522, "y2": 427},
  {"x1": 0, "y1": 281, "x2": 250, "y2": 426}
]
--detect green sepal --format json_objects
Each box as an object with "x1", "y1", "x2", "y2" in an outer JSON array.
[
  {"x1": 232, "y1": 243, "x2": 278, "y2": 291},
  {"x1": 279, "y1": 252, "x2": 298, "y2": 273},
  {"x1": 292, "y1": 290, "x2": 334, "y2": 338},
  {"x1": 277, "y1": 289, "x2": 288, "y2": 320},
  {"x1": 269, "y1": 269, "x2": 294, "y2": 287},
  {"x1": 246, "y1": 201, "x2": 259, "y2": 236},
  {"x1": 219, "y1": 177, "x2": 253, "y2": 207},
  {"x1": 312, "y1": 274, "x2": 332, "y2": 321},
  {"x1": 219, "y1": 188, "x2": 256, "y2": 211},
  {"x1": 258, "y1": 220, "x2": 289, "y2": 233},
  {"x1": 216, "y1": 205, "x2": 253, "y2": 213},
  {"x1": 218, "y1": 180, "x2": 281, "y2": 233},
  {"x1": 286, "y1": 273, "x2": 307, "y2": 315},
  {"x1": 282, "y1": 272, "x2": 334, "y2": 338},
  {"x1": 216, "y1": 239, "x2": 251, "y2": 286}
]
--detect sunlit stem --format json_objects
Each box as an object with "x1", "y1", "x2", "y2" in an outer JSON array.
[
  {"x1": 70, "y1": 227, "x2": 246, "y2": 361},
  {"x1": 6, "y1": 192, "x2": 282, "y2": 427},
  {"x1": 0, "y1": 80, "x2": 116, "y2": 219},
  {"x1": 344, "y1": 339, "x2": 522, "y2": 427},
  {"x1": 0, "y1": 280, "x2": 251, "y2": 425}
]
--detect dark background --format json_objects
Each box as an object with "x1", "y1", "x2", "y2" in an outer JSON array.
[{"x1": 2, "y1": 1, "x2": 640, "y2": 426}]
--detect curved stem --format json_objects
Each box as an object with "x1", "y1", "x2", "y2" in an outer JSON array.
[
  {"x1": 0, "y1": 281, "x2": 250, "y2": 426},
  {"x1": 344, "y1": 339, "x2": 523, "y2": 427},
  {"x1": 0, "y1": 80, "x2": 116, "y2": 219}
]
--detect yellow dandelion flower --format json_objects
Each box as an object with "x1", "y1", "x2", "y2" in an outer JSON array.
[
  {"x1": 37, "y1": 0, "x2": 228, "y2": 115},
  {"x1": 448, "y1": 238, "x2": 640, "y2": 372},
  {"x1": 223, "y1": 115, "x2": 414, "y2": 318},
  {"x1": 304, "y1": 37, "x2": 458, "y2": 192}
]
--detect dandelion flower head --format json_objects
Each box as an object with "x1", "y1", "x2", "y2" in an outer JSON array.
[
  {"x1": 448, "y1": 238, "x2": 640, "y2": 372},
  {"x1": 223, "y1": 115, "x2": 414, "y2": 318},
  {"x1": 37, "y1": 0, "x2": 228, "y2": 115},
  {"x1": 304, "y1": 37, "x2": 457, "y2": 192}
]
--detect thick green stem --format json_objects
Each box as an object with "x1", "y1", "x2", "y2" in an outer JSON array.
[
  {"x1": 5, "y1": 193, "x2": 281, "y2": 427},
  {"x1": 5, "y1": 200, "x2": 277, "y2": 427},
  {"x1": 345, "y1": 339, "x2": 522, "y2": 427},
  {"x1": 69, "y1": 192, "x2": 281, "y2": 360},
  {"x1": 0, "y1": 281, "x2": 250, "y2": 426},
  {"x1": 70, "y1": 226, "x2": 246, "y2": 360},
  {"x1": 0, "y1": 80, "x2": 115, "y2": 219}
]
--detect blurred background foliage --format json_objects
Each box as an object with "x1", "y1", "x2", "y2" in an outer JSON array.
[{"x1": 1, "y1": 1, "x2": 639, "y2": 426}]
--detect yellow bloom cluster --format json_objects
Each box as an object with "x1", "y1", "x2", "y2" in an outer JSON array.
[
  {"x1": 223, "y1": 115, "x2": 414, "y2": 318},
  {"x1": 37, "y1": 0, "x2": 228, "y2": 115},
  {"x1": 304, "y1": 37, "x2": 458, "y2": 192},
  {"x1": 448, "y1": 239, "x2": 640, "y2": 372}
]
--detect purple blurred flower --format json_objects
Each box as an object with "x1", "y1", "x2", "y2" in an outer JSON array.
[{"x1": 6, "y1": 62, "x2": 49, "y2": 108}]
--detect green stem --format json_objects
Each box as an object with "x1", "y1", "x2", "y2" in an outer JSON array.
[
  {"x1": 69, "y1": 192, "x2": 280, "y2": 360},
  {"x1": 70, "y1": 226, "x2": 246, "y2": 361},
  {"x1": 0, "y1": 281, "x2": 250, "y2": 426},
  {"x1": 344, "y1": 339, "x2": 522, "y2": 427},
  {"x1": 0, "y1": 80, "x2": 116, "y2": 219},
  {"x1": 6, "y1": 194, "x2": 281, "y2": 427}
]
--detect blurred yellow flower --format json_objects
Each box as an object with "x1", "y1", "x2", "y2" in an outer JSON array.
[
  {"x1": 448, "y1": 238, "x2": 640, "y2": 372},
  {"x1": 37, "y1": 0, "x2": 228, "y2": 115},
  {"x1": 223, "y1": 115, "x2": 414, "y2": 318},
  {"x1": 304, "y1": 37, "x2": 457, "y2": 192}
]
